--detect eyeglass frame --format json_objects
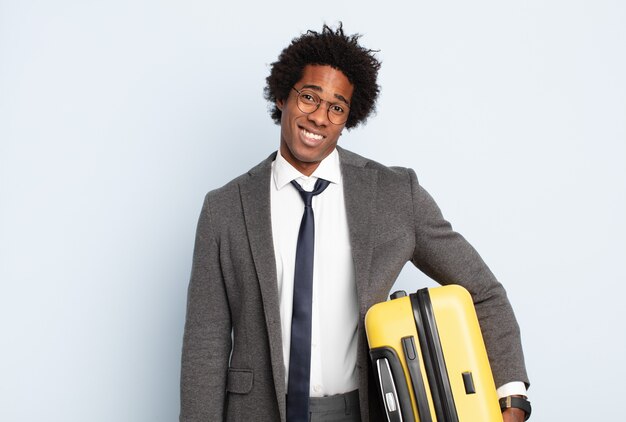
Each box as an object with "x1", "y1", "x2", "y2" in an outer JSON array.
[{"x1": 291, "y1": 86, "x2": 351, "y2": 125}]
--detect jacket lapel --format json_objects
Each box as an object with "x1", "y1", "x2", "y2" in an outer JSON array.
[
  {"x1": 337, "y1": 147, "x2": 379, "y2": 314},
  {"x1": 238, "y1": 152, "x2": 287, "y2": 421},
  {"x1": 337, "y1": 147, "x2": 379, "y2": 420}
]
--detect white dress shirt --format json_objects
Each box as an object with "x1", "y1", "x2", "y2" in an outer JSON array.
[
  {"x1": 271, "y1": 149, "x2": 359, "y2": 397},
  {"x1": 270, "y1": 148, "x2": 527, "y2": 399}
]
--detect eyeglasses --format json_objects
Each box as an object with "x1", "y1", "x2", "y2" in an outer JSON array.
[{"x1": 292, "y1": 87, "x2": 350, "y2": 125}]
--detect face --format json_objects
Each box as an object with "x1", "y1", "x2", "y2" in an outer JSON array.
[{"x1": 276, "y1": 65, "x2": 354, "y2": 176}]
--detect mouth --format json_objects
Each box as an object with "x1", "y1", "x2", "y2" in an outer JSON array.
[{"x1": 299, "y1": 126, "x2": 325, "y2": 145}]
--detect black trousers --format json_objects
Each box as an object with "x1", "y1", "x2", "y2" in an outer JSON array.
[{"x1": 307, "y1": 390, "x2": 361, "y2": 422}]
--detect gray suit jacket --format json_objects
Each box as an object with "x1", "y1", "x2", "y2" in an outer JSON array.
[{"x1": 180, "y1": 147, "x2": 529, "y2": 422}]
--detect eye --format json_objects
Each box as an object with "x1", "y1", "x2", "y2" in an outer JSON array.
[
  {"x1": 330, "y1": 104, "x2": 346, "y2": 114},
  {"x1": 300, "y1": 92, "x2": 318, "y2": 104}
]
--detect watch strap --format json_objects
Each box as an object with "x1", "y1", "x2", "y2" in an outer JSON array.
[{"x1": 499, "y1": 396, "x2": 532, "y2": 421}]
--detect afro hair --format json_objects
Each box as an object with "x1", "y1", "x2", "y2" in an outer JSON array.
[{"x1": 264, "y1": 23, "x2": 381, "y2": 130}]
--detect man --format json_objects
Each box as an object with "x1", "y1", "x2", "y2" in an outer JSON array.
[{"x1": 180, "y1": 24, "x2": 530, "y2": 422}]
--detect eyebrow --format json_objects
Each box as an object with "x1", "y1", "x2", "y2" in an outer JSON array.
[{"x1": 301, "y1": 84, "x2": 351, "y2": 106}]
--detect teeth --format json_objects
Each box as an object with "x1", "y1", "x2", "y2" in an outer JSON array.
[{"x1": 301, "y1": 128, "x2": 323, "y2": 141}]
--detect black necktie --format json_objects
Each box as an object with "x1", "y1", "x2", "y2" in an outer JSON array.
[{"x1": 286, "y1": 178, "x2": 330, "y2": 422}]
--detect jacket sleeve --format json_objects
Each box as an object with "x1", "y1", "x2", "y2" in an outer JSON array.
[
  {"x1": 180, "y1": 194, "x2": 232, "y2": 421},
  {"x1": 407, "y1": 168, "x2": 529, "y2": 389}
]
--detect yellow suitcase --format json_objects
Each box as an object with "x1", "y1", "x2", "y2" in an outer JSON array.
[{"x1": 365, "y1": 285, "x2": 502, "y2": 422}]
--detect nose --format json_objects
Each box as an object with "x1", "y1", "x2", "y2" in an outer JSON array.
[{"x1": 307, "y1": 103, "x2": 330, "y2": 127}]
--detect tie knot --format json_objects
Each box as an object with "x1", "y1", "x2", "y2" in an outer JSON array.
[{"x1": 291, "y1": 178, "x2": 330, "y2": 207}]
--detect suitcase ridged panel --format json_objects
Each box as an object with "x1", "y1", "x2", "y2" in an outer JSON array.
[{"x1": 427, "y1": 286, "x2": 502, "y2": 421}]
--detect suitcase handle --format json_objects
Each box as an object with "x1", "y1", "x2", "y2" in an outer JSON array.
[
  {"x1": 377, "y1": 358, "x2": 403, "y2": 422},
  {"x1": 370, "y1": 347, "x2": 415, "y2": 422}
]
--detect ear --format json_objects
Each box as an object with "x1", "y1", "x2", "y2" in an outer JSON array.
[{"x1": 276, "y1": 98, "x2": 284, "y2": 111}]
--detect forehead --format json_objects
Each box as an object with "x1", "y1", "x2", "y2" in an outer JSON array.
[{"x1": 296, "y1": 65, "x2": 354, "y2": 100}]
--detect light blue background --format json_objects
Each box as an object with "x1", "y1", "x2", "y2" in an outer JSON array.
[{"x1": 1, "y1": 1, "x2": 624, "y2": 420}]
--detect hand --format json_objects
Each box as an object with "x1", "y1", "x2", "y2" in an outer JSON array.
[{"x1": 502, "y1": 407, "x2": 527, "y2": 422}]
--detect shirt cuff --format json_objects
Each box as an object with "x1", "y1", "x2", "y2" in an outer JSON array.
[{"x1": 496, "y1": 381, "x2": 527, "y2": 399}]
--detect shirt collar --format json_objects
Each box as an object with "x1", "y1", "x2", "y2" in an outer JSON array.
[{"x1": 273, "y1": 148, "x2": 341, "y2": 191}]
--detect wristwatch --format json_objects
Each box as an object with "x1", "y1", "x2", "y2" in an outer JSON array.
[{"x1": 499, "y1": 396, "x2": 532, "y2": 421}]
